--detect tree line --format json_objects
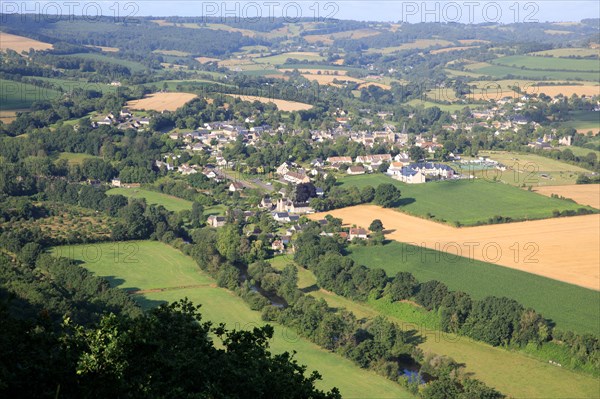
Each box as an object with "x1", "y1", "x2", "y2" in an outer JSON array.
[{"x1": 292, "y1": 229, "x2": 600, "y2": 374}]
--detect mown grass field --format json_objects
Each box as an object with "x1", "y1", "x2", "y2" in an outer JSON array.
[
  {"x1": 268, "y1": 257, "x2": 600, "y2": 398},
  {"x1": 476, "y1": 150, "x2": 592, "y2": 186},
  {"x1": 339, "y1": 175, "x2": 590, "y2": 225},
  {"x1": 562, "y1": 110, "x2": 600, "y2": 134},
  {"x1": 107, "y1": 188, "x2": 192, "y2": 212},
  {"x1": 530, "y1": 48, "x2": 599, "y2": 58},
  {"x1": 57, "y1": 152, "x2": 100, "y2": 165},
  {"x1": 406, "y1": 99, "x2": 470, "y2": 112},
  {"x1": 0, "y1": 79, "x2": 61, "y2": 110},
  {"x1": 51, "y1": 241, "x2": 412, "y2": 399},
  {"x1": 349, "y1": 242, "x2": 599, "y2": 335}
]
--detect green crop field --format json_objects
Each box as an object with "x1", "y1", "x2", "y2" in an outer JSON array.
[
  {"x1": 493, "y1": 55, "x2": 600, "y2": 72},
  {"x1": 348, "y1": 242, "x2": 599, "y2": 334},
  {"x1": 0, "y1": 79, "x2": 61, "y2": 110},
  {"x1": 339, "y1": 175, "x2": 591, "y2": 225},
  {"x1": 107, "y1": 187, "x2": 193, "y2": 212},
  {"x1": 269, "y1": 257, "x2": 600, "y2": 398},
  {"x1": 51, "y1": 241, "x2": 412, "y2": 399},
  {"x1": 468, "y1": 63, "x2": 599, "y2": 81}
]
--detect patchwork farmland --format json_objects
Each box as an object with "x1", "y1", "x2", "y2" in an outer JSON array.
[{"x1": 309, "y1": 204, "x2": 600, "y2": 290}]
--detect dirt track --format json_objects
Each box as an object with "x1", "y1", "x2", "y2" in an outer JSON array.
[{"x1": 310, "y1": 205, "x2": 600, "y2": 290}]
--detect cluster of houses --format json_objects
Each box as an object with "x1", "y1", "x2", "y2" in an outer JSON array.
[
  {"x1": 259, "y1": 193, "x2": 315, "y2": 224},
  {"x1": 528, "y1": 133, "x2": 573, "y2": 150},
  {"x1": 387, "y1": 162, "x2": 456, "y2": 184},
  {"x1": 92, "y1": 108, "x2": 150, "y2": 131}
]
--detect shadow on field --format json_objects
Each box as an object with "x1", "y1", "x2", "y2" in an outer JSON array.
[
  {"x1": 397, "y1": 197, "x2": 416, "y2": 206},
  {"x1": 301, "y1": 284, "x2": 319, "y2": 294}
]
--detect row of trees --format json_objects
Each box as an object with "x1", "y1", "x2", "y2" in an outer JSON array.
[
  {"x1": 293, "y1": 229, "x2": 600, "y2": 371},
  {"x1": 181, "y1": 221, "x2": 503, "y2": 398}
]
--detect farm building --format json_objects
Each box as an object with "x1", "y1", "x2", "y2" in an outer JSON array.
[
  {"x1": 207, "y1": 215, "x2": 226, "y2": 228},
  {"x1": 349, "y1": 228, "x2": 369, "y2": 240},
  {"x1": 347, "y1": 166, "x2": 366, "y2": 175},
  {"x1": 229, "y1": 182, "x2": 245, "y2": 192}
]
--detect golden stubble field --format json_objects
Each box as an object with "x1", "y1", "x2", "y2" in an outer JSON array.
[
  {"x1": 534, "y1": 184, "x2": 600, "y2": 209},
  {"x1": 227, "y1": 94, "x2": 312, "y2": 111},
  {"x1": 0, "y1": 32, "x2": 53, "y2": 52},
  {"x1": 310, "y1": 205, "x2": 600, "y2": 290},
  {"x1": 126, "y1": 92, "x2": 198, "y2": 112}
]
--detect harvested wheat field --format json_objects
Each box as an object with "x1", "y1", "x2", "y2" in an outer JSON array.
[
  {"x1": 534, "y1": 184, "x2": 600, "y2": 209},
  {"x1": 301, "y1": 73, "x2": 363, "y2": 85},
  {"x1": 310, "y1": 205, "x2": 600, "y2": 290},
  {"x1": 0, "y1": 32, "x2": 53, "y2": 52},
  {"x1": 195, "y1": 57, "x2": 220, "y2": 64},
  {"x1": 126, "y1": 92, "x2": 197, "y2": 112},
  {"x1": 227, "y1": 94, "x2": 312, "y2": 111}
]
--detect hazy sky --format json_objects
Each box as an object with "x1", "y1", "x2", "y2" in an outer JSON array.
[
  {"x1": 9, "y1": 1, "x2": 600, "y2": 24},
  {"x1": 130, "y1": 1, "x2": 597, "y2": 23}
]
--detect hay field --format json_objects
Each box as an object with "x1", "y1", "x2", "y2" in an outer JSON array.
[
  {"x1": 310, "y1": 205, "x2": 600, "y2": 290},
  {"x1": 195, "y1": 56, "x2": 220, "y2": 64},
  {"x1": 126, "y1": 92, "x2": 197, "y2": 112},
  {"x1": 0, "y1": 32, "x2": 53, "y2": 52},
  {"x1": 227, "y1": 94, "x2": 312, "y2": 111},
  {"x1": 534, "y1": 184, "x2": 600, "y2": 209}
]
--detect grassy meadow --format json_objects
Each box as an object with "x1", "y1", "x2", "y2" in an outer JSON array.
[
  {"x1": 339, "y1": 175, "x2": 591, "y2": 225},
  {"x1": 106, "y1": 187, "x2": 193, "y2": 212},
  {"x1": 51, "y1": 241, "x2": 413, "y2": 399}
]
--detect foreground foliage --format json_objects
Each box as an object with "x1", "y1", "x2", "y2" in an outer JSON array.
[{"x1": 0, "y1": 299, "x2": 340, "y2": 399}]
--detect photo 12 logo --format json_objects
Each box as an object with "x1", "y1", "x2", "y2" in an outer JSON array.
[
  {"x1": 1, "y1": 1, "x2": 140, "y2": 23},
  {"x1": 399, "y1": 1, "x2": 540, "y2": 23},
  {"x1": 199, "y1": 1, "x2": 339, "y2": 22}
]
